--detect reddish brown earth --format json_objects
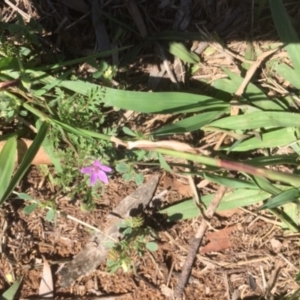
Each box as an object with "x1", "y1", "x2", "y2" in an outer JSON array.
[{"x1": 0, "y1": 169, "x2": 299, "y2": 299}]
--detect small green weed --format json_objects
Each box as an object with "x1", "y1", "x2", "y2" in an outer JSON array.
[{"x1": 106, "y1": 216, "x2": 158, "y2": 273}]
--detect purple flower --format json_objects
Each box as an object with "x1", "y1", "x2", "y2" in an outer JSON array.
[{"x1": 81, "y1": 160, "x2": 112, "y2": 186}]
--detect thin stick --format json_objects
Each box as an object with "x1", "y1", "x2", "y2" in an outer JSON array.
[
  {"x1": 174, "y1": 185, "x2": 227, "y2": 298},
  {"x1": 4, "y1": 0, "x2": 30, "y2": 21},
  {"x1": 234, "y1": 48, "x2": 279, "y2": 98}
]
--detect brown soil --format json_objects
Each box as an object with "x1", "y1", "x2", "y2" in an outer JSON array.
[{"x1": 0, "y1": 168, "x2": 299, "y2": 299}]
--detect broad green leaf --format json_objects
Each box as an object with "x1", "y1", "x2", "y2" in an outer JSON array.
[
  {"x1": 206, "y1": 111, "x2": 300, "y2": 131},
  {"x1": 146, "y1": 242, "x2": 158, "y2": 252},
  {"x1": 17, "y1": 192, "x2": 32, "y2": 200},
  {"x1": 259, "y1": 187, "x2": 300, "y2": 210},
  {"x1": 153, "y1": 110, "x2": 227, "y2": 136},
  {"x1": 122, "y1": 173, "x2": 133, "y2": 181},
  {"x1": 0, "y1": 277, "x2": 23, "y2": 300},
  {"x1": 46, "y1": 209, "x2": 55, "y2": 222},
  {"x1": 160, "y1": 189, "x2": 271, "y2": 221},
  {"x1": 135, "y1": 173, "x2": 144, "y2": 186},
  {"x1": 169, "y1": 42, "x2": 200, "y2": 64},
  {"x1": 123, "y1": 227, "x2": 132, "y2": 236},
  {"x1": 0, "y1": 122, "x2": 48, "y2": 204},
  {"x1": 116, "y1": 162, "x2": 130, "y2": 173},
  {"x1": 269, "y1": 0, "x2": 300, "y2": 73},
  {"x1": 0, "y1": 136, "x2": 17, "y2": 201},
  {"x1": 23, "y1": 203, "x2": 39, "y2": 214}
]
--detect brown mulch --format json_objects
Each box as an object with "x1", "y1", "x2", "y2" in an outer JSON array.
[{"x1": 0, "y1": 168, "x2": 299, "y2": 299}]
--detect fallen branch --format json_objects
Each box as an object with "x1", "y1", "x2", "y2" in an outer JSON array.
[{"x1": 174, "y1": 185, "x2": 227, "y2": 298}]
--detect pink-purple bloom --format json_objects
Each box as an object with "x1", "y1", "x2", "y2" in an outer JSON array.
[{"x1": 81, "y1": 160, "x2": 112, "y2": 186}]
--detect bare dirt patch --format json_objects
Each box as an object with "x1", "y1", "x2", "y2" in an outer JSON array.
[{"x1": 0, "y1": 168, "x2": 299, "y2": 299}]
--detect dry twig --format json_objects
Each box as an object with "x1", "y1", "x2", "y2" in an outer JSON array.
[{"x1": 174, "y1": 185, "x2": 227, "y2": 298}]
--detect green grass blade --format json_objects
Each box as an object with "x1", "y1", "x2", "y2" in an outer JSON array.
[
  {"x1": 221, "y1": 68, "x2": 286, "y2": 111},
  {"x1": 0, "y1": 122, "x2": 48, "y2": 204},
  {"x1": 221, "y1": 128, "x2": 297, "y2": 152},
  {"x1": 160, "y1": 189, "x2": 271, "y2": 221},
  {"x1": 245, "y1": 155, "x2": 298, "y2": 167},
  {"x1": 35, "y1": 46, "x2": 131, "y2": 71},
  {"x1": 272, "y1": 62, "x2": 300, "y2": 89},
  {"x1": 241, "y1": 39, "x2": 256, "y2": 71},
  {"x1": 158, "y1": 153, "x2": 172, "y2": 172},
  {"x1": 0, "y1": 277, "x2": 23, "y2": 300},
  {"x1": 0, "y1": 57, "x2": 19, "y2": 71},
  {"x1": 33, "y1": 69, "x2": 73, "y2": 97},
  {"x1": 255, "y1": 0, "x2": 268, "y2": 20},
  {"x1": 259, "y1": 187, "x2": 300, "y2": 210},
  {"x1": 169, "y1": 42, "x2": 200, "y2": 64},
  {"x1": 206, "y1": 111, "x2": 300, "y2": 130},
  {"x1": 202, "y1": 173, "x2": 259, "y2": 189},
  {"x1": 58, "y1": 80, "x2": 228, "y2": 114},
  {"x1": 251, "y1": 175, "x2": 282, "y2": 195},
  {"x1": 0, "y1": 136, "x2": 17, "y2": 201},
  {"x1": 23, "y1": 71, "x2": 228, "y2": 114},
  {"x1": 152, "y1": 110, "x2": 228, "y2": 136},
  {"x1": 247, "y1": 176, "x2": 299, "y2": 230},
  {"x1": 52, "y1": 119, "x2": 111, "y2": 141},
  {"x1": 279, "y1": 203, "x2": 298, "y2": 231},
  {"x1": 269, "y1": 0, "x2": 300, "y2": 73}
]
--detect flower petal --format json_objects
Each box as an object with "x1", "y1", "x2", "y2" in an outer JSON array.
[
  {"x1": 81, "y1": 167, "x2": 93, "y2": 174},
  {"x1": 100, "y1": 165, "x2": 112, "y2": 172},
  {"x1": 97, "y1": 170, "x2": 109, "y2": 184},
  {"x1": 90, "y1": 172, "x2": 98, "y2": 186},
  {"x1": 93, "y1": 160, "x2": 102, "y2": 167}
]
